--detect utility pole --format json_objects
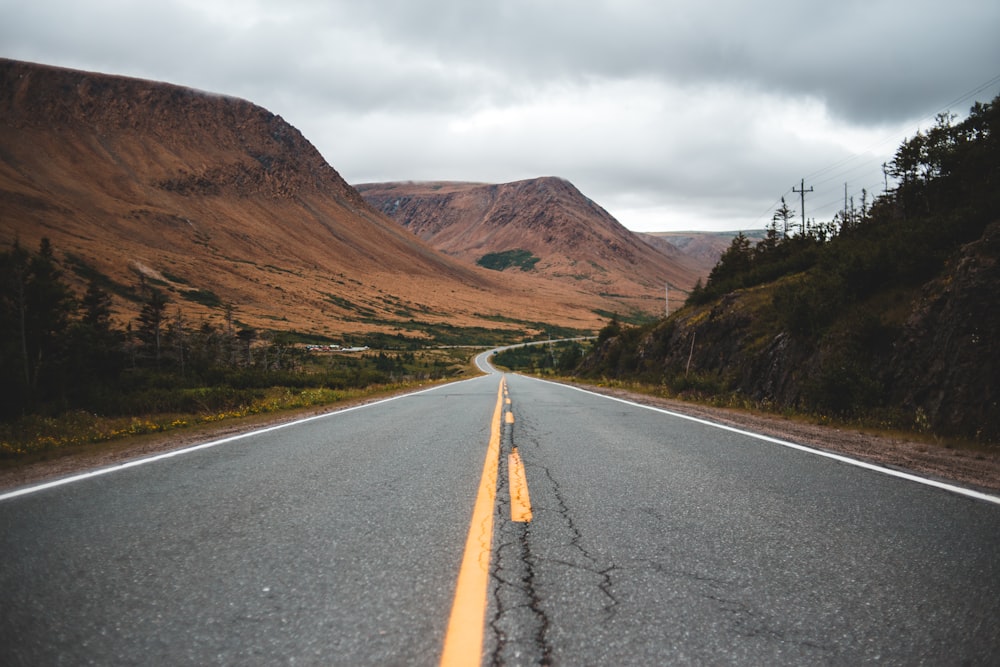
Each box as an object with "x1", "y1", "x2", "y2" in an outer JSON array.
[
  {"x1": 793, "y1": 178, "x2": 813, "y2": 234},
  {"x1": 665, "y1": 283, "x2": 669, "y2": 318},
  {"x1": 843, "y1": 182, "x2": 849, "y2": 229}
]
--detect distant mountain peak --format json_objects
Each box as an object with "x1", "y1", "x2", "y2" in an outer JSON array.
[{"x1": 357, "y1": 178, "x2": 706, "y2": 313}]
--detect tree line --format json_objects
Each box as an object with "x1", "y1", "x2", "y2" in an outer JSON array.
[
  {"x1": 492, "y1": 340, "x2": 585, "y2": 374},
  {"x1": 0, "y1": 241, "x2": 303, "y2": 421},
  {"x1": 687, "y1": 93, "x2": 999, "y2": 333},
  {"x1": 571, "y1": 94, "x2": 998, "y2": 437}
]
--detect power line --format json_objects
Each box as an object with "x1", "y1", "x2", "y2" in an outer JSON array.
[
  {"x1": 767, "y1": 71, "x2": 1000, "y2": 227},
  {"x1": 793, "y1": 178, "x2": 814, "y2": 232},
  {"x1": 805, "y1": 71, "x2": 1000, "y2": 186},
  {"x1": 750, "y1": 189, "x2": 794, "y2": 229},
  {"x1": 935, "y1": 72, "x2": 1000, "y2": 117},
  {"x1": 810, "y1": 154, "x2": 893, "y2": 188}
]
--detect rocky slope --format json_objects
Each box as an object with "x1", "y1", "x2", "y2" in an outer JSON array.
[
  {"x1": 356, "y1": 178, "x2": 705, "y2": 318},
  {"x1": 580, "y1": 220, "x2": 1000, "y2": 444},
  {"x1": 580, "y1": 94, "x2": 1000, "y2": 444},
  {"x1": 888, "y1": 221, "x2": 1000, "y2": 439},
  {"x1": 0, "y1": 59, "x2": 605, "y2": 338}
]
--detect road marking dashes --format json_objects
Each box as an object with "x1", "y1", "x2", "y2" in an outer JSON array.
[{"x1": 509, "y1": 447, "x2": 533, "y2": 523}]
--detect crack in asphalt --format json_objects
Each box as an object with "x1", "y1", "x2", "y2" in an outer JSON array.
[
  {"x1": 624, "y1": 556, "x2": 836, "y2": 655},
  {"x1": 486, "y1": 398, "x2": 552, "y2": 664},
  {"x1": 488, "y1": 399, "x2": 553, "y2": 665},
  {"x1": 536, "y1": 464, "x2": 619, "y2": 620},
  {"x1": 488, "y1": 400, "x2": 620, "y2": 665},
  {"x1": 488, "y1": 395, "x2": 809, "y2": 663}
]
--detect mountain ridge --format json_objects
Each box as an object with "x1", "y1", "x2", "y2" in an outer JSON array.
[
  {"x1": 357, "y1": 177, "x2": 706, "y2": 316},
  {"x1": 0, "y1": 58, "x2": 610, "y2": 339}
]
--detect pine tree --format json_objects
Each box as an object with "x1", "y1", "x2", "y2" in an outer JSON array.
[
  {"x1": 237, "y1": 327, "x2": 256, "y2": 367},
  {"x1": 164, "y1": 308, "x2": 188, "y2": 376},
  {"x1": 71, "y1": 278, "x2": 124, "y2": 385},
  {"x1": 136, "y1": 287, "x2": 169, "y2": 365},
  {"x1": 0, "y1": 239, "x2": 76, "y2": 409},
  {"x1": 24, "y1": 239, "x2": 76, "y2": 400},
  {"x1": 707, "y1": 232, "x2": 753, "y2": 287},
  {"x1": 0, "y1": 240, "x2": 31, "y2": 390},
  {"x1": 773, "y1": 197, "x2": 795, "y2": 237},
  {"x1": 0, "y1": 240, "x2": 31, "y2": 414}
]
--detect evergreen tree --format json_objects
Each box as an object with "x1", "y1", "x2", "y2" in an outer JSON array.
[
  {"x1": 0, "y1": 239, "x2": 76, "y2": 410},
  {"x1": 707, "y1": 232, "x2": 753, "y2": 287},
  {"x1": 136, "y1": 287, "x2": 169, "y2": 365},
  {"x1": 0, "y1": 240, "x2": 31, "y2": 415},
  {"x1": 597, "y1": 316, "x2": 622, "y2": 344},
  {"x1": 164, "y1": 308, "x2": 188, "y2": 376},
  {"x1": 557, "y1": 341, "x2": 583, "y2": 372},
  {"x1": 0, "y1": 240, "x2": 31, "y2": 387},
  {"x1": 772, "y1": 197, "x2": 795, "y2": 237},
  {"x1": 70, "y1": 278, "x2": 125, "y2": 388},
  {"x1": 24, "y1": 239, "x2": 75, "y2": 401},
  {"x1": 187, "y1": 319, "x2": 225, "y2": 376},
  {"x1": 237, "y1": 327, "x2": 256, "y2": 367}
]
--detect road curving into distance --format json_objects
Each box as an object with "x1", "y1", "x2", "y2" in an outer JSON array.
[{"x1": 1, "y1": 345, "x2": 998, "y2": 664}]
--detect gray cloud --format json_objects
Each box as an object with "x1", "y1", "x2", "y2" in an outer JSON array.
[
  {"x1": 337, "y1": 0, "x2": 1000, "y2": 123},
  {"x1": 2, "y1": 0, "x2": 998, "y2": 231}
]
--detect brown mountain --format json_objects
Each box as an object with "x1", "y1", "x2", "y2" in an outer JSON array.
[
  {"x1": 356, "y1": 178, "x2": 704, "y2": 316},
  {"x1": 0, "y1": 59, "x2": 607, "y2": 339},
  {"x1": 643, "y1": 230, "x2": 769, "y2": 274}
]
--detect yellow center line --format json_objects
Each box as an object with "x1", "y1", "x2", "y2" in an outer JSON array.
[
  {"x1": 508, "y1": 447, "x2": 533, "y2": 522},
  {"x1": 439, "y1": 376, "x2": 505, "y2": 667}
]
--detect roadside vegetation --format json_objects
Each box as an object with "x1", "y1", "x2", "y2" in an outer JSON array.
[
  {"x1": 566, "y1": 95, "x2": 1000, "y2": 445},
  {"x1": 491, "y1": 340, "x2": 591, "y2": 375},
  {"x1": 0, "y1": 245, "x2": 484, "y2": 463}
]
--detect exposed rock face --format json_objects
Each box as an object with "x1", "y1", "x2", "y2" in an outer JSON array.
[
  {"x1": 357, "y1": 178, "x2": 705, "y2": 316},
  {"x1": 889, "y1": 221, "x2": 1000, "y2": 440}
]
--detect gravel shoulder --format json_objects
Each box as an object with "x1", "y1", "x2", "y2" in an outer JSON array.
[{"x1": 2, "y1": 377, "x2": 998, "y2": 497}]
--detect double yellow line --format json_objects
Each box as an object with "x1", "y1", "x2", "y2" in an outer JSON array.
[{"x1": 439, "y1": 376, "x2": 532, "y2": 667}]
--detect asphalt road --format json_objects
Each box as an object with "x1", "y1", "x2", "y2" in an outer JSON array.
[
  {"x1": 0, "y1": 381, "x2": 494, "y2": 665},
  {"x1": 2, "y1": 355, "x2": 999, "y2": 665},
  {"x1": 489, "y1": 374, "x2": 1000, "y2": 665}
]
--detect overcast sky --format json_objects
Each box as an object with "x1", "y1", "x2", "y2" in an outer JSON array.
[{"x1": 3, "y1": 1, "x2": 999, "y2": 231}]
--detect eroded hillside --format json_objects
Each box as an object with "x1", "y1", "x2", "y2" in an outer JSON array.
[
  {"x1": 0, "y1": 59, "x2": 605, "y2": 339},
  {"x1": 357, "y1": 178, "x2": 705, "y2": 319}
]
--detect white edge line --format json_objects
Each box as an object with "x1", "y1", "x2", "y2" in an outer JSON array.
[
  {"x1": 0, "y1": 376, "x2": 487, "y2": 503},
  {"x1": 522, "y1": 375, "x2": 1000, "y2": 507}
]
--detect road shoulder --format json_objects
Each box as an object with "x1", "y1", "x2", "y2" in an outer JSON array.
[{"x1": 555, "y1": 381, "x2": 1000, "y2": 495}]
